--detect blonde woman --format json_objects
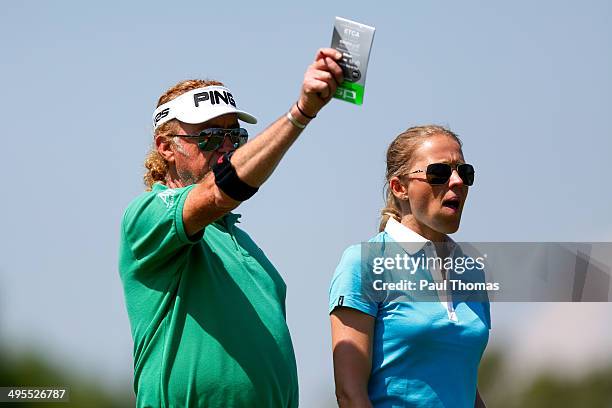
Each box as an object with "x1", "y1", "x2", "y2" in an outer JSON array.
[{"x1": 329, "y1": 126, "x2": 489, "y2": 408}]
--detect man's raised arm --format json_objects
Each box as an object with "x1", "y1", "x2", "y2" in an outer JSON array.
[{"x1": 183, "y1": 48, "x2": 343, "y2": 236}]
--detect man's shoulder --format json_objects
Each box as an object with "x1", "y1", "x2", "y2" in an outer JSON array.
[
  {"x1": 123, "y1": 184, "x2": 193, "y2": 221},
  {"x1": 122, "y1": 188, "x2": 158, "y2": 223}
]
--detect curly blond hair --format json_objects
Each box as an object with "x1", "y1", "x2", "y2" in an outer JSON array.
[
  {"x1": 143, "y1": 79, "x2": 225, "y2": 190},
  {"x1": 379, "y1": 125, "x2": 463, "y2": 232}
]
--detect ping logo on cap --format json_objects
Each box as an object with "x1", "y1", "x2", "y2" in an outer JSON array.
[
  {"x1": 194, "y1": 90, "x2": 236, "y2": 107},
  {"x1": 151, "y1": 85, "x2": 257, "y2": 130}
]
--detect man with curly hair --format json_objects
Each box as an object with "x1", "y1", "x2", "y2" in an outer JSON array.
[{"x1": 119, "y1": 48, "x2": 343, "y2": 407}]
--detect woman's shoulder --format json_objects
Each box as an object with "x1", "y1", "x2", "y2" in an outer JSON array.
[
  {"x1": 336, "y1": 231, "x2": 391, "y2": 267},
  {"x1": 345, "y1": 231, "x2": 391, "y2": 248}
]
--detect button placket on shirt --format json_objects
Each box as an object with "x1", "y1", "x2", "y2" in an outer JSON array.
[
  {"x1": 424, "y1": 242, "x2": 458, "y2": 322},
  {"x1": 223, "y1": 217, "x2": 252, "y2": 259}
]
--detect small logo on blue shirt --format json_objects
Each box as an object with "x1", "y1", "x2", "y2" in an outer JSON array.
[{"x1": 338, "y1": 296, "x2": 344, "y2": 307}]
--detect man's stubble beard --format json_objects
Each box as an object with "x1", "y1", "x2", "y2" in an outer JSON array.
[
  {"x1": 173, "y1": 139, "x2": 211, "y2": 186},
  {"x1": 176, "y1": 167, "x2": 209, "y2": 187}
]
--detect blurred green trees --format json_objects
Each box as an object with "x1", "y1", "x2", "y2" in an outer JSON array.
[
  {"x1": 479, "y1": 350, "x2": 612, "y2": 408},
  {"x1": 0, "y1": 348, "x2": 133, "y2": 407},
  {"x1": 1, "y1": 347, "x2": 611, "y2": 407}
]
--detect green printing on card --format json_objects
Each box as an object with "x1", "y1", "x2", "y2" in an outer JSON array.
[{"x1": 335, "y1": 82, "x2": 365, "y2": 105}]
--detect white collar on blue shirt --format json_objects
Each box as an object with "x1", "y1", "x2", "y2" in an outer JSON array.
[
  {"x1": 384, "y1": 217, "x2": 457, "y2": 257},
  {"x1": 385, "y1": 217, "x2": 459, "y2": 320}
]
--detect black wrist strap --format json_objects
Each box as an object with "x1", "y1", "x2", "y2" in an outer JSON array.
[
  {"x1": 212, "y1": 152, "x2": 259, "y2": 201},
  {"x1": 295, "y1": 102, "x2": 316, "y2": 119}
]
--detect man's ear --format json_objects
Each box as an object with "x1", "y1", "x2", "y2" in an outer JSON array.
[
  {"x1": 389, "y1": 176, "x2": 408, "y2": 200},
  {"x1": 156, "y1": 136, "x2": 175, "y2": 163}
]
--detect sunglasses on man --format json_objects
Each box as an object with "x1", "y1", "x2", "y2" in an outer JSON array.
[
  {"x1": 173, "y1": 128, "x2": 249, "y2": 151},
  {"x1": 409, "y1": 163, "x2": 475, "y2": 186}
]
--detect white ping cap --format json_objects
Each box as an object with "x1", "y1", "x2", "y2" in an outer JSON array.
[{"x1": 152, "y1": 85, "x2": 257, "y2": 130}]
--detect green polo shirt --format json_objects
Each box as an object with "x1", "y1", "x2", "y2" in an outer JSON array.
[{"x1": 119, "y1": 183, "x2": 299, "y2": 407}]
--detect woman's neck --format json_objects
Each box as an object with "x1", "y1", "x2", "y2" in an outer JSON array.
[{"x1": 400, "y1": 215, "x2": 447, "y2": 243}]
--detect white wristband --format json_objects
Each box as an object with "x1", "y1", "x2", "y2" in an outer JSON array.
[{"x1": 286, "y1": 111, "x2": 306, "y2": 129}]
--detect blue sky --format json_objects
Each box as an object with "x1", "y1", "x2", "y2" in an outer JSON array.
[{"x1": 1, "y1": 1, "x2": 611, "y2": 405}]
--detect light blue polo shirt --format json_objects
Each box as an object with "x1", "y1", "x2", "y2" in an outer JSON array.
[{"x1": 329, "y1": 219, "x2": 490, "y2": 408}]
